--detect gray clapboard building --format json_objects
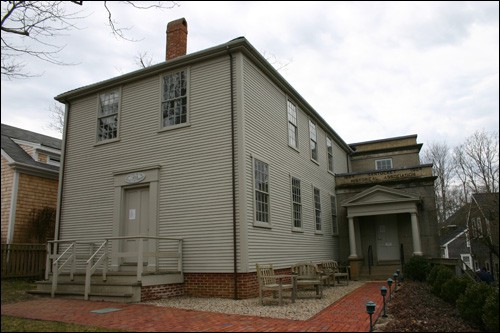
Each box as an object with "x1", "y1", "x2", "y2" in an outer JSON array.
[{"x1": 45, "y1": 18, "x2": 439, "y2": 301}]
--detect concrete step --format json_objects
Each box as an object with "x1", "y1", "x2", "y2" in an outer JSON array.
[{"x1": 27, "y1": 289, "x2": 135, "y2": 303}]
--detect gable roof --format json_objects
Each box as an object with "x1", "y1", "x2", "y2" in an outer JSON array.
[
  {"x1": 341, "y1": 185, "x2": 420, "y2": 207},
  {"x1": 472, "y1": 192, "x2": 499, "y2": 221},
  {"x1": 1, "y1": 123, "x2": 61, "y2": 173}
]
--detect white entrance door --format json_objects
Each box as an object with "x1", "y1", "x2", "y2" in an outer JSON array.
[
  {"x1": 376, "y1": 215, "x2": 400, "y2": 261},
  {"x1": 122, "y1": 186, "x2": 149, "y2": 263}
]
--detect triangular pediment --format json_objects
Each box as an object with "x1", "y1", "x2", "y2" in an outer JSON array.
[{"x1": 341, "y1": 185, "x2": 420, "y2": 207}]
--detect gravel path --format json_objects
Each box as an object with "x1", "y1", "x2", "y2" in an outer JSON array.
[{"x1": 144, "y1": 281, "x2": 365, "y2": 320}]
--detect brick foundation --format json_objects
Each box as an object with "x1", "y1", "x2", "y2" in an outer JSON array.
[
  {"x1": 141, "y1": 283, "x2": 185, "y2": 301},
  {"x1": 140, "y1": 268, "x2": 294, "y2": 301}
]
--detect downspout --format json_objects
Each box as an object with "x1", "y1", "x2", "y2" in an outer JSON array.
[
  {"x1": 54, "y1": 101, "x2": 70, "y2": 244},
  {"x1": 228, "y1": 48, "x2": 238, "y2": 300}
]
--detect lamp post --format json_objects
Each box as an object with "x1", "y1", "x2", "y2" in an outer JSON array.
[
  {"x1": 393, "y1": 272, "x2": 399, "y2": 293},
  {"x1": 366, "y1": 301, "x2": 376, "y2": 332},
  {"x1": 380, "y1": 286, "x2": 388, "y2": 317},
  {"x1": 387, "y1": 278, "x2": 393, "y2": 301}
]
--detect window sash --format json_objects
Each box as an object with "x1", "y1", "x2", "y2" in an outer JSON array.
[
  {"x1": 287, "y1": 101, "x2": 298, "y2": 148},
  {"x1": 376, "y1": 159, "x2": 392, "y2": 170},
  {"x1": 314, "y1": 187, "x2": 321, "y2": 231},
  {"x1": 309, "y1": 121, "x2": 318, "y2": 161},
  {"x1": 162, "y1": 70, "x2": 188, "y2": 127},
  {"x1": 254, "y1": 159, "x2": 269, "y2": 223},
  {"x1": 97, "y1": 90, "x2": 119, "y2": 141},
  {"x1": 331, "y1": 195, "x2": 338, "y2": 235},
  {"x1": 291, "y1": 177, "x2": 302, "y2": 229},
  {"x1": 327, "y1": 137, "x2": 333, "y2": 172}
]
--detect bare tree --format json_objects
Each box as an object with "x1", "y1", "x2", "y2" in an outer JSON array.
[
  {"x1": 453, "y1": 129, "x2": 499, "y2": 195},
  {"x1": 47, "y1": 102, "x2": 65, "y2": 135},
  {"x1": 423, "y1": 141, "x2": 455, "y2": 223},
  {"x1": 1, "y1": 1, "x2": 178, "y2": 79}
]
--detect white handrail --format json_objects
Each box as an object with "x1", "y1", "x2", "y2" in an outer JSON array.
[
  {"x1": 84, "y1": 240, "x2": 108, "y2": 300},
  {"x1": 51, "y1": 242, "x2": 76, "y2": 297}
]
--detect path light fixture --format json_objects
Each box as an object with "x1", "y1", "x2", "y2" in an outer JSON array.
[
  {"x1": 366, "y1": 301, "x2": 376, "y2": 332},
  {"x1": 387, "y1": 278, "x2": 393, "y2": 301},
  {"x1": 393, "y1": 272, "x2": 399, "y2": 293},
  {"x1": 396, "y1": 268, "x2": 401, "y2": 286},
  {"x1": 380, "y1": 286, "x2": 388, "y2": 317}
]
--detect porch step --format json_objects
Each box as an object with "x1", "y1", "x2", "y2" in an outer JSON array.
[
  {"x1": 27, "y1": 290, "x2": 135, "y2": 303},
  {"x1": 358, "y1": 264, "x2": 402, "y2": 281}
]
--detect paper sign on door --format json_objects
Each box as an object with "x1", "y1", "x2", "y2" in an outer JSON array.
[{"x1": 129, "y1": 209, "x2": 136, "y2": 220}]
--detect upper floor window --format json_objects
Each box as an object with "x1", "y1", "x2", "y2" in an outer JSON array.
[
  {"x1": 314, "y1": 187, "x2": 322, "y2": 232},
  {"x1": 376, "y1": 158, "x2": 392, "y2": 170},
  {"x1": 254, "y1": 158, "x2": 270, "y2": 225},
  {"x1": 47, "y1": 155, "x2": 61, "y2": 167},
  {"x1": 330, "y1": 195, "x2": 338, "y2": 235},
  {"x1": 97, "y1": 90, "x2": 119, "y2": 142},
  {"x1": 291, "y1": 177, "x2": 302, "y2": 230},
  {"x1": 326, "y1": 137, "x2": 333, "y2": 172},
  {"x1": 309, "y1": 120, "x2": 318, "y2": 161},
  {"x1": 162, "y1": 70, "x2": 188, "y2": 127},
  {"x1": 471, "y1": 217, "x2": 483, "y2": 238},
  {"x1": 287, "y1": 100, "x2": 298, "y2": 148}
]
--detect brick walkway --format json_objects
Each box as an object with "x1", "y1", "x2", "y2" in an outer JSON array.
[{"x1": 1, "y1": 282, "x2": 387, "y2": 332}]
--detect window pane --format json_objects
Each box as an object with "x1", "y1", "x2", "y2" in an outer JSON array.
[
  {"x1": 162, "y1": 70, "x2": 187, "y2": 127},
  {"x1": 254, "y1": 159, "x2": 269, "y2": 223}
]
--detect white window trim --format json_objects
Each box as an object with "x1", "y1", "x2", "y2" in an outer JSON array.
[
  {"x1": 95, "y1": 87, "x2": 121, "y2": 145},
  {"x1": 252, "y1": 155, "x2": 271, "y2": 228},
  {"x1": 309, "y1": 120, "x2": 318, "y2": 163},
  {"x1": 290, "y1": 175, "x2": 303, "y2": 232},
  {"x1": 313, "y1": 185, "x2": 323, "y2": 234},
  {"x1": 159, "y1": 68, "x2": 191, "y2": 132},
  {"x1": 375, "y1": 158, "x2": 392, "y2": 170},
  {"x1": 326, "y1": 136, "x2": 334, "y2": 174},
  {"x1": 287, "y1": 100, "x2": 299, "y2": 150},
  {"x1": 330, "y1": 194, "x2": 338, "y2": 236}
]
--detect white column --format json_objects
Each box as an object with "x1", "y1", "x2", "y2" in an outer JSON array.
[
  {"x1": 348, "y1": 217, "x2": 358, "y2": 258},
  {"x1": 411, "y1": 212, "x2": 423, "y2": 256}
]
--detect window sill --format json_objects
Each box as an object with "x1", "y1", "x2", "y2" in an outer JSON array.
[
  {"x1": 292, "y1": 227, "x2": 304, "y2": 233},
  {"x1": 158, "y1": 122, "x2": 191, "y2": 133},
  {"x1": 94, "y1": 137, "x2": 120, "y2": 146},
  {"x1": 314, "y1": 230, "x2": 324, "y2": 235},
  {"x1": 253, "y1": 221, "x2": 272, "y2": 229},
  {"x1": 311, "y1": 158, "x2": 319, "y2": 166},
  {"x1": 288, "y1": 145, "x2": 300, "y2": 153}
]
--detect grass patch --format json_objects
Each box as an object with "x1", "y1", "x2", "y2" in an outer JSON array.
[{"x1": 1, "y1": 278, "x2": 125, "y2": 332}]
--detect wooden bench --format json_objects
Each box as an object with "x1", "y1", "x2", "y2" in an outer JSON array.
[
  {"x1": 256, "y1": 263, "x2": 296, "y2": 306},
  {"x1": 291, "y1": 262, "x2": 323, "y2": 299},
  {"x1": 321, "y1": 260, "x2": 350, "y2": 286}
]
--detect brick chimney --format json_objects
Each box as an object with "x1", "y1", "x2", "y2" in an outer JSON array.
[{"x1": 166, "y1": 18, "x2": 188, "y2": 60}]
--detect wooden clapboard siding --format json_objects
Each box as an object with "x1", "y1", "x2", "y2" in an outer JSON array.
[{"x1": 241, "y1": 58, "x2": 348, "y2": 271}]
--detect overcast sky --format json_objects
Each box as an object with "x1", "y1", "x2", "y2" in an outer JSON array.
[{"x1": 1, "y1": 1, "x2": 498, "y2": 148}]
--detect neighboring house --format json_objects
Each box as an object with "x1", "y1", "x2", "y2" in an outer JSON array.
[
  {"x1": 1, "y1": 123, "x2": 61, "y2": 244},
  {"x1": 467, "y1": 192, "x2": 499, "y2": 281},
  {"x1": 50, "y1": 18, "x2": 439, "y2": 300},
  {"x1": 439, "y1": 205, "x2": 472, "y2": 270}
]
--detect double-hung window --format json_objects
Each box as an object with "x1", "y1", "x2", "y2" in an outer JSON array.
[
  {"x1": 291, "y1": 177, "x2": 302, "y2": 230},
  {"x1": 254, "y1": 158, "x2": 270, "y2": 225},
  {"x1": 97, "y1": 90, "x2": 119, "y2": 142},
  {"x1": 287, "y1": 100, "x2": 298, "y2": 148},
  {"x1": 376, "y1": 158, "x2": 392, "y2": 170},
  {"x1": 162, "y1": 70, "x2": 188, "y2": 127},
  {"x1": 309, "y1": 120, "x2": 318, "y2": 161},
  {"x1": 314, "y1": 187, "x2": 322, "y2": 232},
  {"x1": 331, "y1": 195, "x2": 338, "y2": 235},
  {"x1": 326, "y1": 137, "x2": 333, "y2": 172}
]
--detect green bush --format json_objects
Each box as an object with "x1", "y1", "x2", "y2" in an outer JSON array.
[
  {"x1": 440, "y1": 276, "x2": 472, "y2": 304},
  {"x1": 403, "y1": 256, "x2": 431, "y2": 281},
  {"x1": 457, "y1": 282, "x2": 495, "y2": 328},
  {"x1": 429, "y1": 265, "x2": 454, "y2": 296},
  {"x1": 482, "y1": 287, "x2": 499, "y2": 332}
]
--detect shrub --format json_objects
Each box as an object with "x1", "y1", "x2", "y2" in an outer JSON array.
[
  {"x1": 457, "y1": 282, "x2": 495, "y2": 328},
  {"x1": 482, "y1": 287, "x2": 499, "y2": 332},
  {"x1": 403, "y1": 256, "x2": 431, "y2": 281},
  {"x1": 430, "y1": 265, "x2": 454, "y2": 296},
  {"x1": 440, "y1": 276, "x2": 472, "y2": 304}
]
